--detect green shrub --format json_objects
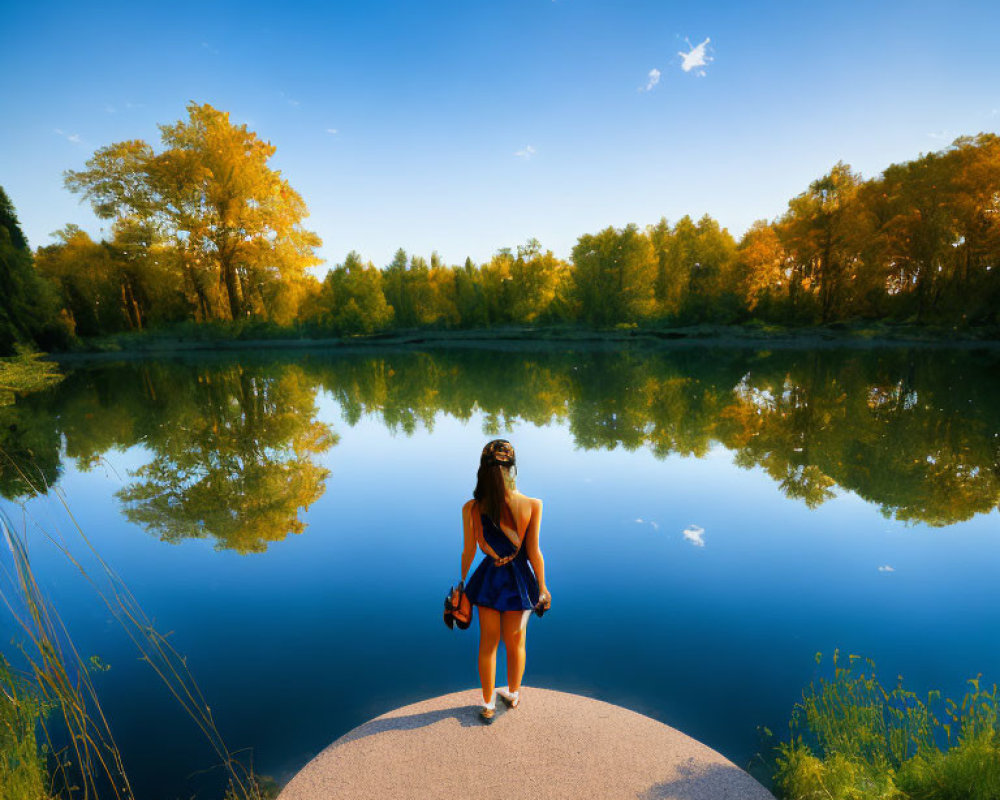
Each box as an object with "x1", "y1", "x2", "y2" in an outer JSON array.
[{"x1": 773, "y1": 651, "x2": 1000, "y2": 800}]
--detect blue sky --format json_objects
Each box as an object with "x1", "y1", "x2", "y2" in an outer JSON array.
[{"x1": 2, "y1": 0, "x2": 998, "y2": 271}]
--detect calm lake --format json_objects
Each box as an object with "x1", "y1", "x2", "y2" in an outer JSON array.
[{"x1": 2, "y1": 344, "x2": 999, "y2": 798}]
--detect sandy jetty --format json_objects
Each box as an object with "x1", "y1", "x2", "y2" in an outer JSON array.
[{"x1": 278, "y1": 686, "x2": 775, "y2": 800}]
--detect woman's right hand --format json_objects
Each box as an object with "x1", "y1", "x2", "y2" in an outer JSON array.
[{"x1": 537, "y1": 588, "x2": 552, "y2": 609}]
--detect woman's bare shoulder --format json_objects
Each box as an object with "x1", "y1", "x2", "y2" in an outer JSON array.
[
  {"x1": 462, "y1": 498, "x2": 477, "y2": 512},
  {"x1": 512, "y1": 491, "x2": 542, "y2": 510}
]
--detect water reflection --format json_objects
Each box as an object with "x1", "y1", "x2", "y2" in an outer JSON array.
[
  {"x1": 1, "y1": 347, "x2": 998, "y2": 543},
  {"x1": 1, "y1": 362, "x2": 336, "y2": 552}
]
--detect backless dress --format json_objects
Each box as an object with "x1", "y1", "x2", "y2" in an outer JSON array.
[{"x1": 464, "y1": 507, "x2": 540, "y2": 612}]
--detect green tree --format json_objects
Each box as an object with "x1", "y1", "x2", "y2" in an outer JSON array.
[
  {"x1": 571, "y1": 224, "x2": 656, "y2": 324},
  {"x1": 508, "y1": 238, "x2": 571, "y2": 323},
  {"x1": 314, "y1": 251, "x2": 394, "y2": 334},
  {"x1": 0, "y1": 187, "x2": 64, "y2": 353}
]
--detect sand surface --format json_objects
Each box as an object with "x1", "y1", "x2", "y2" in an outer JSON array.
[{"x1": 278, "y1": 686, "x2": 776, "y2": 800}]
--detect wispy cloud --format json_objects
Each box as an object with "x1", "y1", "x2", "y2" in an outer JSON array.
[
  {"x1": 201, "y1": 41, "x2": 219, "y2": 55},
  {"x1": 640, "y1": 68, "x2": 661, "y2": 92},
  {"x1": 54, "y1": 128, "x2": 83, "y2": 145},
  {"x1": 325, "y1": 128, "x2": 338, "y2": 134},
  {"x1": 679, "y1": 37, "x2": 712, "y2": 76},
  {"x1": 514, "y1": 145, "x2": 536, "y2": 159},
  {"x1": 105, "y1": 104, "x2": 117, "y2": 114},
  {"x1": 682, "y1": 524, "x2": 705, "y2": 547},
  {"x1": 928, "y1": 130, "x2": 952, "y2": 141},
  {"x1": 877, "y1": 564, "x2": 895, "y2": 573}
]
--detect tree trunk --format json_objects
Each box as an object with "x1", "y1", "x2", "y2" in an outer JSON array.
[{"x1": 222, "y1": 260, "x2": 243, "y2": 320}]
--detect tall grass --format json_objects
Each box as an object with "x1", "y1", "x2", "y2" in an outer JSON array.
[
  {"x1": 773, "y1": 650, "x2": 1000, "y2": 799},
  {"x1": 0, "y1": 465, "x2": 274, "y2": 799}
]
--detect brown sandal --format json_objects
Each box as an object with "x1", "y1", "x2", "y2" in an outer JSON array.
[{"x1": 479, "y1": 704, "x2": 496, "y2": 724}]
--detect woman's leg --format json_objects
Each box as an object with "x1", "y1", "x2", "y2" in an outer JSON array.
[
  {"x1": 477, "y1": 606, "x2": 502, "y2": 704},
  {"x1": 501, "y1": 609, "x2": 531, "y2": 693}
]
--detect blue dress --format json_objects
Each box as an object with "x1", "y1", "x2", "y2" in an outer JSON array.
[{"x1": 464, "y1": 512, "x2": 540, "y2": 612}]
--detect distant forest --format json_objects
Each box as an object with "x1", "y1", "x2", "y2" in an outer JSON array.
[{"x1": 2, "y1": 102, "x2": 999, "y2": 354}]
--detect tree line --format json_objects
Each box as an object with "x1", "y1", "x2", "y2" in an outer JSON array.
[{"x1": 2, "y1": 102, "x2": 999, "y2": 353}]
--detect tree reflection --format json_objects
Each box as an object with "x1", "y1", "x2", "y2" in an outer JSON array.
[
  {"x1": 116, "y1": 365, "x2": 335, "y2": 553},
  {"x1": 2, "y1": 347, "x2": 998, "y2": 534}
]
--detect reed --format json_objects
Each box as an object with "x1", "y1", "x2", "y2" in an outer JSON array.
[
  {"x1": 772, "y1": 650, "x2": 1000, "y2": 799},
  {"x1": 0, "y1": 463, "x2": 274, "y2": 800}
]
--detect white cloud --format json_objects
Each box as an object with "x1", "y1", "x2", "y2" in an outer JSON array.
[
  {"x1": 201, "y1": 42, "x2": 219, "y2": 55},
  {"x1": 650, "y1": 521, "x2": 659, "y2": 531},
  {"x1": 878, "y1": 564, "x2": 895, "y2": 573},
  {"x1": 54, "y1": 128, "x2": 82, "y2": 145},
  {"x1": 678, "y1": 37, "x2": 712, "y2": 76},
  {"x1": 682, "y1": 525, "x2": 705, "y2": 547},
  {"x1": 105, "y1": 104, "x2": 116, "y2": 114},
  {"x1": 640, "y1": 68, "x2": 661, "y2": 92},
  {"x1": 326, "y1": 128, "x2": 338, "y2": 134},
  {"x1": 634, "y1": 517, "x2": 644, "y2": 523},
  {"x1": 514, "y1": 145, "x2": 536, "y2": 159}
]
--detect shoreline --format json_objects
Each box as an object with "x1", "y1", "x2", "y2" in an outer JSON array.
[{"x1": 45, "y1": 323, "x2": 1000, "y2": 363}]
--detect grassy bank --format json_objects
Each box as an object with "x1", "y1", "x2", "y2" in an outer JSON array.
[{"x1": 771, "y1": 651, "x2": 1000, "y2": 799}]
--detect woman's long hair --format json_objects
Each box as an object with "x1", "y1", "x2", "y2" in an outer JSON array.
[{"x1": 473, "y1": 439, "x2": 516, "y2": 523}]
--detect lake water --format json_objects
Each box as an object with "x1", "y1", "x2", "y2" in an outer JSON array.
[{"x1": 2, "y1": 345, "x2": 999, "y2": 798}]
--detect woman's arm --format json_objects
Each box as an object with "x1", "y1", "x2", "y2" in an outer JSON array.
[
  {"x1": 524, "y1": 498, "x2": 548, "y2": 599},
  {"x1": 460, "y1": 500, "x2": 478, "y2": 583}
]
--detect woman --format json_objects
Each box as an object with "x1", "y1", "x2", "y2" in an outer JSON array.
[{"x1": 459, "y1": 439, "x2": 551, "y2": 724}]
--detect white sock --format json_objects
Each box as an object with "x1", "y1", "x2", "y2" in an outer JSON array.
[{"x1": 483, "y1": 691, "x2": 495, "y2": 710}]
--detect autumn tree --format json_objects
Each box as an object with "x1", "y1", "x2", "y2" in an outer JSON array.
[
  {"x1": 736, "y1": 220, "x2": 787, "y2": 313},
  {"x1": 777, "y1": 162, "x2": 864, "y2": 322},
  {"x1": 65, "y1": 102, "x2": 322, "y2": 324}
]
